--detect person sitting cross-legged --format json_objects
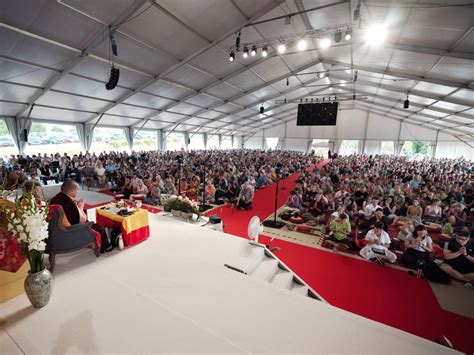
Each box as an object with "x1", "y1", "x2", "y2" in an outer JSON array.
[
  {"x1": 327, "y1": 213, "x2": 356, "y2": 250},
  {"x1": 440, "y1": 230, "x2": 474, "y2": 290},
  {"x1": 360, "y1": 221, "x2": 397, "y2": 264}
]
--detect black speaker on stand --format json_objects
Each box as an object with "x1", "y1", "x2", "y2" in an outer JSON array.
[{"x1": 262, "y1": 177, "x2": 285, "y2": 229}]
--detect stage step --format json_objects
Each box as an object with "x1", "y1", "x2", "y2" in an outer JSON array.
[
  {"x1": 290, "y1": 282, "x2": 308, "y2": 297},
  {"x1": 250, "y1": 257, "x2": 279, "y2": 282},
  {"x1": 269, "y1": 268, "x2": 293, "y2": 290}
]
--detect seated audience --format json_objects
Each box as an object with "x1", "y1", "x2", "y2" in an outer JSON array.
[
  {"x1": 327, "y1": 213, "x2": 355, "y2": 250},
  {"x1": 401, "y1": 225, "x2": 433, "y2": 268},
  {"x1": 440, "y1": 230, "x2": 474, "y2": 289},
  {"x1": 360, "y1": 221, "x2": 397, "y2": 264}
]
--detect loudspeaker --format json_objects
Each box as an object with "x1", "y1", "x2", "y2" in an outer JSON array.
[
  {"x1": 105, "y1": 66, "x2": 120, "y2": 90},
  {"x1": 260, "y1": 105, "x2": 264, "y2": 114},
  {"x1": 23, "y1": 129, "x2": 28, "y2": 142},
  {"x1": 404, "y1": 99, "x2": 409, "y2": 109}
]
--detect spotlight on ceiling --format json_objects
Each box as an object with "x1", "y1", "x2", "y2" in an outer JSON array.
[
  {"x1": 319, "y1": 37, "x2": 331, "y2": 49},
  {"x1": 229, "y1": 51, "x2": 235, "y2": 62},
  {"x1": 250, "y1": 45, "x2": 257, "y2": 56},
  {"x1": 366, "y1": 24, "x2": 387, "y2": 45},
  {"x1": 334, "y1": 32, "x2": 342, "y2": 43},
  {"x1": 297, "y1": 39, "x2": 307, "y2": 51},
  {"x1": 344, "y1": 30, "x2": 352, "y2": 41},
  {"x1": 404, "y1": 95, "x2": 410, "y2": 109},
  {"x1": 277, "y1": 43, "x2": 286, "y2": 54},
  {"x1": 261, "y1": 46, "x2": 268, "y2": 57},
  {"x1": 260, "y1": 104, "x2": 265, "y2": 114},
  {"x1": 243, "y1": 47, "x2": 249, "y2": 58}
]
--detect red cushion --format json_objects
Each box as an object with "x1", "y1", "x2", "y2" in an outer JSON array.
[{"x1": 47, "y1": 204, "x2": 61, "y2": 222}]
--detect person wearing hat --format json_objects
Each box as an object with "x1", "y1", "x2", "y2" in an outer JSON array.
[{"x1": 440, "y1": 230, "x2": 474, "y2": 290}]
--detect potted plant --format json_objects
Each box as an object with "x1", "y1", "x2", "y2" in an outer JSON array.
[
  {"x1": 1, "y1": 192, "x2": 51, "y2": 308},
  {"x1": 163, "y1": 195, "x2": 200, "y2": 221}
]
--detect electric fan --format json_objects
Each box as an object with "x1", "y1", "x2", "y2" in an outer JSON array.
[{"x1": 248, "y1": 216, "x2": 263, "y2": 244}]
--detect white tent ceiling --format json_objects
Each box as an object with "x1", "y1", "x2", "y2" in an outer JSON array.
[{"x1": 0, "y1": 0, "x2": 473, "y2": 140}]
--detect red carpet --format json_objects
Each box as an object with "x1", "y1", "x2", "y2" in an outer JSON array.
[{"x1": 208, "y1": 160, "x2": 473, "y2": 354}]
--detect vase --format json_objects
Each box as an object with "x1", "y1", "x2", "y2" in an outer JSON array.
[{"x1": 24, "y1": 268, "x2": 53, "y2": 308}]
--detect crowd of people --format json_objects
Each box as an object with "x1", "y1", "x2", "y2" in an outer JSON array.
[
  {"x1": 281, "y1": 154, "x2": 473, "y2": 288},
  {"x1": 0, "y1": 149, "x2": 314, "y2": 210},
  {"x1": 1, "y1": 150, "x2": 473, "y2": 287}
]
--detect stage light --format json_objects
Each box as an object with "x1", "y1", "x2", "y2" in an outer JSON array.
[
  {"x1": 277, "y1": 43, "x2": 286, "y2": 54},
  {"x1": 229, "y1": 51, "x2": 235, "y2": 62},
  {"x1": 243, "y1": 47, "x2": 249, "y2": 58},
  {"x1": 334, "y1": 32, "x2": 342, "y2": 43},
  {"x1": 260, "y1": 104, "x2": 265, "y2": 114},
  {"x1": 261, "y1": 46, "x2": 268, "y2": 57},
  {"x1": 250, "y1": 46, "x2": 257, "y2": 56},
  {"x1": 319, "y1": 37, "x2": 331, "y2": 49},
  {"x1": 345, "y1": 30, "x2": 352, "y2": 41},
  {"x1": 404, "y1": 95, "x2": 409, "y2": 109},
  {"x1": 297, "y1": 39, "x2": 307, "y2": 51},
  {"x1": 366, "y1": 24, "x2": 387, "y2": 45}
]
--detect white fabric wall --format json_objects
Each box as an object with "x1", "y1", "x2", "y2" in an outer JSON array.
[
  {"x1": 364, "y1": 140, "x2": 381, "y2": 155},
  {"x1": 244, "y1": 136, "x2": 263, "y2": 149},
  {"x1": 233, "y1": 135, "x2": 242, "y2": 149},
  {"x1": 284, "y1": 138, "x2": 309, "y2": 152},
  {"x1": 435, "y1": 141, "x2": 474, "y2": 160}
]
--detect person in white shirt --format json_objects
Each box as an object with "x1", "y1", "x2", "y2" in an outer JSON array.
[
  {"x1": 362, "y1": 196, "x2": 380, "y2": 217},
  {"x1": 360, "y1": 221, "x2": 397, "y2": 264}
]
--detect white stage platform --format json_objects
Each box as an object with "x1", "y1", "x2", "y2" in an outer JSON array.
[{"x1": 0, "y1": 211, "x2": 459, "y2": 354}]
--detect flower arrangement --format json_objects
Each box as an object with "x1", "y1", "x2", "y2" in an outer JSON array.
[
  {"x1": 1, "y1": 193, "x2": 49, "y2": 273},
  {"x1": 163, "y1": 195, "x2": 200, "y2": 215}
]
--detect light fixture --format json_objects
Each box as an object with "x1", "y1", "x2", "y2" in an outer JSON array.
[
  {"x1": 229, "y1": 51, "x2": 235, "y2": 62},
  {"x1": 243, "y1": 47, "x2": 249, "y2": 58},
  {"x1": 319, "y1": 37, "x2": 331, "y2": 49},
  {"x1": 344, "y1": 30, "x2": 352, "y2": 41},
  {"x1": 353, "y1": 70, "x2": 358, "y2": 82},
  {"x1": 260, "y1": 104, "x2": 265, "y2": 114},
  {"x1": 334, "y1": 32, "x2": 342, "y2": 43},
  {"x1": 250, "y1": 45, "x2": 257, "y2": 56},
  {"x1": 297, "y1": 39, "x2": 307, "y2": 51},
  {"x1": 277, "y1": 43, "x2": 286, "y2": 54},
  {"x1": 366, "y1": 24, "x2": 387, "y2": 45},
  {"x1": 261, "y1": 46, "x2": 268, "y2": 57},
  {"x1": 404, "y1": 94, "x2": 409, "y2": 109}
]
